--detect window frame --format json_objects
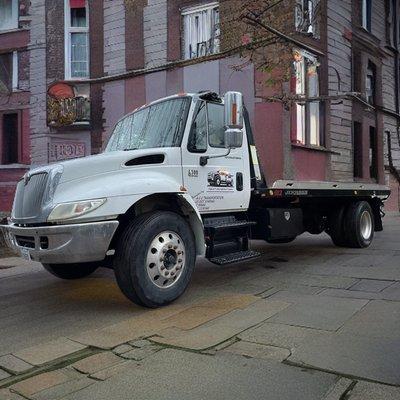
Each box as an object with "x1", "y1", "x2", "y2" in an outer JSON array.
[
  {"x1": 293, "y1": 50, "x2": 324, "y2": 147},
  {"x1": 295, "y1": 0, "x2": 319, "y2": 37},
  {"x1": 181, "y1": 2, "x2": 220, "y2": 60},
  {"x1": 64, "y1": 0, "x2": 90, "y2": 80},
  {"x1": 361, "y1": 0, "x2": 372, "y2": 32},
  {"x1": 0, "y1": 0, "x2": 18, "y2": 32},
  {"x1": 187, "y1": 100, "x2": 227, "y2": 153}
]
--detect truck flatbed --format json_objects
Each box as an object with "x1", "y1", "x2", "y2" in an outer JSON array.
[{"x1": 256, "y1": 180, "x2": 390, "y2": 199}]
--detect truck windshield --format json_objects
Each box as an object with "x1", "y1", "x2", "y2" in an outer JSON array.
[{"x1": 105, "y1": 97, "x2": 190, "y2": 152}]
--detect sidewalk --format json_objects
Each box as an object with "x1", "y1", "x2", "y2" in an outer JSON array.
[{"x1": 0, "y1": 215, "x2": 399, "y2": 399}]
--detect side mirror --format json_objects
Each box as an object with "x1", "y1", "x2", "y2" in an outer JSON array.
[{"x1": 224, "y1": 91, "x2": 244, "y2": 149}]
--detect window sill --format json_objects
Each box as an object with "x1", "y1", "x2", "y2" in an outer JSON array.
[
  {"x1": 0, "y1": 27, "x2": 29, "y2": 35},
  {"x1": 0, "y1": 164, "x2": 29, "y2": 169},
  {"x1": 291, "y1": 143, "x2": 340, "y2": 155}
]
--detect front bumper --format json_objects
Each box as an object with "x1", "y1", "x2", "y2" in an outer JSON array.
[{"x1": 0, "y1": 220, "x2": 119, "y2": 264}]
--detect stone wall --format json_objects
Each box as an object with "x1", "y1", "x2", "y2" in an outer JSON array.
[{"x1": 326, "y1": 0, "x2": 354, "y2": 181}]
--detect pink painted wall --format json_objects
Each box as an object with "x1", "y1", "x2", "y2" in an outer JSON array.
[
  {"x1": 254, "y1": 102, "x2": 284, "y2": 184},
  {"x1": 292, "y1": 147, "x2": 328, "y2": 181}
]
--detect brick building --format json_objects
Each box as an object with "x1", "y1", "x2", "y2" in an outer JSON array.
[{"x1": 0, "y1": 0, "x2": 399, "y2": 212}]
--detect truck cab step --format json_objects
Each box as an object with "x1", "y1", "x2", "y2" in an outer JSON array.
[
  {"x1": 209, "y1": 250, "x2": 260, "y2": 266},
  {"x1": 205, "y1": 220, "x2": 256, "y2": 231}
]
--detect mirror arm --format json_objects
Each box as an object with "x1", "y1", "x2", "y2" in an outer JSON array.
[{"x1": 200, "y1": 149, "x2": 231, "y2": 167}]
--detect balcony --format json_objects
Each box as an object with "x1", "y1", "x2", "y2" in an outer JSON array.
[{"x1": 47, "y1": 82, "x2": 90, "y2": 128}]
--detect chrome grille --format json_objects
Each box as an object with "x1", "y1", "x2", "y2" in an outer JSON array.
[{"x1": 13, "y1": 173, "x2": 48, "y2": 219}]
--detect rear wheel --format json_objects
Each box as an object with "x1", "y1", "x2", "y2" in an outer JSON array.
[
  {"x1": 42, "y1": 262, "x2": 99, "y2": 279},
  {"x1": 344, "y1": 201, "x2": 374, "y2": 248},
  {"x1": 113, "y1": 211, "x2": 196, "y2": 308}
]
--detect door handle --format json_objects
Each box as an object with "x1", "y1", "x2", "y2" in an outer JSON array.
[{"x1": 236, "y1": 172, "x2": 243, "y2": 191}]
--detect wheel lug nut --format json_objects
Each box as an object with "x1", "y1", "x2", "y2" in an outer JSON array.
[
  {"x1": 178, "y1": 259, "x2": 182, "y2": 263},
  {"x1": 173, "y1": 246, "x2": 177, "y2": 250},
  {"x1": 170, "y1": 272, "x2": 175, "y2": 276}
]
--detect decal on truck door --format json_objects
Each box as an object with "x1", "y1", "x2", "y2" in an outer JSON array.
[{"x1": 207, "y1": 169, "x2": 235, "y2": 191}]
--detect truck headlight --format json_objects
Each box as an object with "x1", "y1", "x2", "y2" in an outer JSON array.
[{"x1": 48, "y1": 198, "x2": 107, "y2": 222}]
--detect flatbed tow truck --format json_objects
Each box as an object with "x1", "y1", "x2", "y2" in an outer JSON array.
[{"x1": 1, "y1": 91, "x2": 390, "y2": 307}]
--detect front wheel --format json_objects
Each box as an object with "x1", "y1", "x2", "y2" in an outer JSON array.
[
  {"x1": 113, "y1": 211, "x2": 196, "y2": 308},
  {"x1": 42, "y1": 262, "x2": 99, "y2": 279}
]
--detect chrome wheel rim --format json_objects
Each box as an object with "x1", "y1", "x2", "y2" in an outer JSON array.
[
  {"x1": 146, "y1": 231, "x2": 186, "y2": 289},
  {"x1": 360, "y1": 210, "x2": 373, "y2": 240}
]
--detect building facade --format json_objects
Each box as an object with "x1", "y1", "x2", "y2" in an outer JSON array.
[{"x1": 0, "y1": 0, "x2": 399, "y2": 211}]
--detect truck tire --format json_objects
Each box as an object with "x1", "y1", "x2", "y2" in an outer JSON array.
[
  {"x1": 344, "y1": 201, "x2": 374, "y2": 248},
  {"x1": 42, "y1": 262, "x2": 99, "y2": 279},
  {"x1": 113, "y1": 211, "x2": 196, "y2": 308},
  {"x1": 215, "y1": 175, "x2": 221, "y2": 186},
  {"x1": 327, "y1": 205, "x2": 348, "y2": 247}
]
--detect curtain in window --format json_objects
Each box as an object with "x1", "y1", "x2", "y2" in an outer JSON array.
[
  {"x1": 183, "y1": 6, "x2": 219, "y2": 59},
  {"x1": 71, "y1": 33, "x2": 88, "y2": 78}
]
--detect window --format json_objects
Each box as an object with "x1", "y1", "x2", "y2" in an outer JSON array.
[
  {"x1": 366, "y1": 62, "x2": 375, "y2": 104},
  {"x1": 1, "y1": 113, "x2": 19, "y2": 165},
  {"x1": 295, "y1": 0, "x2": 319, "y2": 37},
  {"x1": 182, "y1": 3, "x2": 220, "y2": 60},
  {"x1": 65, "y1": 0, "x2": 89, "y2": 79},
  {"x1": 294, "y1": 50, "x2": 322, "y2": 146},
  {"x1": 353, "y1": 122, "x2": 363, "y2": 178},
  {"x1": 0, "y1": 0, "x2": 18, "y2": 31},
  {"x1": 0, "y1": 52, "x2": 18, "y2": 93},
  {"x1": 362, "y1": 0, "x2": 372, "y2": 32},
  {"x1": 106, "y1": 98, "x2": 190, "y2": 152},
  {"x1": 188, "y1": 101, "x2": 227, "y2": 152}
]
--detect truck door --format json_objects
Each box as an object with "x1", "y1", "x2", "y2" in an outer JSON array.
[{"x1": 181, "y1": 100, "x2": 250, "y2": 214}]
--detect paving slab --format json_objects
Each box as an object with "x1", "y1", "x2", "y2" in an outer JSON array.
[
  {"x1": 249, "y1": 271, "x2": 358, "y2": 290},
  {"x1": 0, "y1": 354, "x2": 33, "y2": 374},
  {"x1": 322, "y1": 378, "x2": 354, "y2": 400},
  {"x1": 153, "y1": 299, "x2": 290, "y2": 350},
  {"x1": 11, "y1": 369, "x2": 82, "y2": 398},
  {"x1": 90, "y1": 361, "x2": 136, "y2": 381},
  {"x1": 33, "y1": 377, "x2": 95, "y2": 400},
  {"x1": 64, "y1": 349, "x2": 338, "y2": 400},
  {"x1": 238, "y1": 322, "x2": 329, "y2": 351},
  {"x1": 289, "y1": 332, "x2": 400, "y2": 385},
  {"x1": 349, "y1": 279, "x2": 394, "y2": 293},
  {"x1": 222, "y1": 340, "x2": 290, "y2": 362},
  {"x1": 71, "y1": 352, "x2": 124, "y2": 375},
  {"x1": 112, "y1": 344, "x2": 133, "y2": 355},
  {"x1": 14, "y1": 338, "x2": 87, "y2": 366},
  {"x1": 0, "y1": 389, "x2": 26, "y2": 400},
  {"x1": 318, "y1": 288, "x2": 382, "y2": 300},
  {"x1": 0, "y1": 368, "x2": 11, "y2": 381},
  {"x1": 339, "y1": 300, "x2": 400, "y2": 340},
  {"x1": 267, "y1": 292, "x2": 368, "y2": 331},
  {"x1": 347, "y1": 381, "x2": 400, "y2": 400},
  {"x1": 380, "y1": 281, "x2": 400, "y2": 301},
  {"x1": 119, "y1": 345, "x2": 162, "y2": 361}
]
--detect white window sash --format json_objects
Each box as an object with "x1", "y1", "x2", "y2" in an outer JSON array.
[
  {"x1": 182, "y1": 2, "x2": 219, "y2": 60},
  {"x1": 64, "y1": 0, "x2": 89, "y2": 80},
  {"x1": 0, "y1": 0, "x2": 18, "y2": 31},
  {"x1": 362, "y1": 0, "x2": 368, "y2": 29},
  {"x1": 12, "y1": 51, "x2": 18, "y2": 91}
]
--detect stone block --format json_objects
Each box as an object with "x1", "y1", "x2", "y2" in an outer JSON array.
[
  {"x1": 222, "y1": 341, "x2": 290, "y2": 362},
  {"x1": 14, "y1": 338, "x2": 86, "y2": 366},
  {"x1": 71, "y1": 352, "x2": 124, "y2": 375},
  {"x1": 0, "y1": 354, "x2": 33, "y2": 374}
]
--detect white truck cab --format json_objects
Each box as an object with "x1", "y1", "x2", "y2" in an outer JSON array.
[{"x1": 1, "y1": 91, "x2": 390, "y2": 307}]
